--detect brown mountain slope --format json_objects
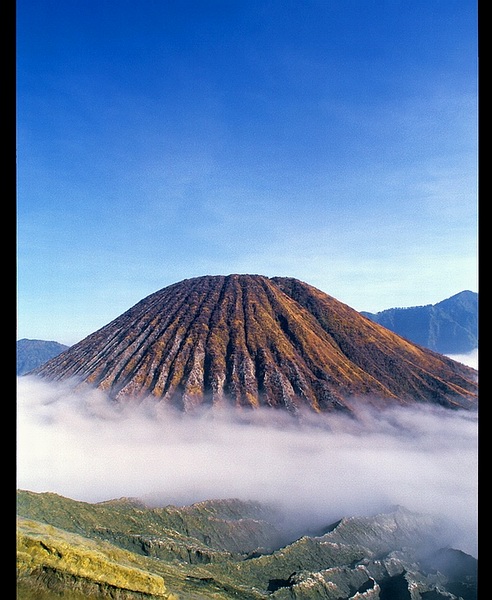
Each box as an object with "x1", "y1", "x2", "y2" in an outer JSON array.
[{"x1": 33, "y1": 274, "x2": 477, "y2": 413}]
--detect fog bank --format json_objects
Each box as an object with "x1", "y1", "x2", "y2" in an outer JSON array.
[
  {"x1": 17, "y1": 376, "x2": 478, "y2": 556},
  {"x1": 445, "y1": 347, "x2": 478, "y2": 370}
]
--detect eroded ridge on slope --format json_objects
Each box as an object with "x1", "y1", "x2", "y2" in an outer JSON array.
[{"x1": 33, "y1": 275, "x2": 478, "y2": 413}]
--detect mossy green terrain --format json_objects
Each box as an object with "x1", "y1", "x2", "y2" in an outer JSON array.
[
  {"x1": 16, "y1": 514, "x2": 258, "y2": 600},
  {"x1": 17, "y1": 491, "x2": 284, "y2": 563},
  {"x1": 17, "y1": 490, "x2": 477, "y2": 599},
  {"x1": 17, "y1": 517, "x2": 174, "y2": 599}
]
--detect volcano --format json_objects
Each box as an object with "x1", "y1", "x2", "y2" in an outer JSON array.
[{"x1": 33, "y1": 275, "x2": 477, "y2": 413}]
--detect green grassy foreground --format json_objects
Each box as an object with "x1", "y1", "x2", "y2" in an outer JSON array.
[{"x1": 16, "y1": 490, "x2": 478, "y2": 600}]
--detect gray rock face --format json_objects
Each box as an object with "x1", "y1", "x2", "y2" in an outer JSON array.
[{"x1": 259, "y1": 508, "x2": 478, "y2": 599}]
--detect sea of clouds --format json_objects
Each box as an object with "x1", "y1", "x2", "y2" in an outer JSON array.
[
  {"x1": 17, "y1": 364, "x2": 478, "y2": 557},
  {"x1": 445, "y1": 347, "x2": 478, "y2": 370}
]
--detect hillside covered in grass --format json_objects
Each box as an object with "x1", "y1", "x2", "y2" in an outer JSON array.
[{"x1": 17, "y1": 490, "x2": 478, "y2": 599}]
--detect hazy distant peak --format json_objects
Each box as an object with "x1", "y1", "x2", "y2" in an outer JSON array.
[
  {"x1": 362, "y1": 290, "x2": 478, "y2": 355},
  {"x1": 17, "y1": 339, "x2": 70, "y2": 376}
]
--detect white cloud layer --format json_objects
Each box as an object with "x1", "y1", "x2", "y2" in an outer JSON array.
[
  {"x1": 17, "y1": 376, "x2": 478, "y2": 557},
  {"x1": 445, "y1": 347, "x2": 478, "y2": 370}
]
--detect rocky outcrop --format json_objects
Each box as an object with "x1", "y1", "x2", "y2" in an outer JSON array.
[
  {"x1": 17, "y1": 517, "x2": 175, "y2": 600},
  {"x1": 17, "y1": 491, "x2": 285, "y2": 564},
  {"x1": 17, "y1": 491, "x2": 478, "y2": 600}
]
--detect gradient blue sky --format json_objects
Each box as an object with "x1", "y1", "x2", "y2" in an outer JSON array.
[{"x1": 17, "y1": 0, "x2": 478, "y2": 346}]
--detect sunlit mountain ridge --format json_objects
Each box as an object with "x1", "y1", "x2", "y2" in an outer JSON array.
[{"x1": 30, "y1": 275, "x2": 477, "y2": 413}]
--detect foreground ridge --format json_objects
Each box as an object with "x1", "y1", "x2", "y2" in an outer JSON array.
[{"x1": 17, "y1": 490, "x2": 478, "y2": 600}]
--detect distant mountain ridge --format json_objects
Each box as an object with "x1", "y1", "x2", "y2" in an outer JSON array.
[
  {"x1": 361, "y1": 290, "x2": 478, "y2": 354},
  {"x1": 16, "y1": 338, "x2": 69, "y2": 376},
  {"x1": 32, "y1": 275, "x2": 477, "y2": 413}
]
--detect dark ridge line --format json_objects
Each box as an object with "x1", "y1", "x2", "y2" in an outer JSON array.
[
  {"x1": 273, "y1": 278, "x2": 352, "y2": 356},
  {"x1": 101, "y1": 319, "x2": 167, "y2": 395},
  {"x1": 239, "y1": 280, "x2": 263, "y2": 405},
  {"x1": 202, "y1": 276, "x2": 231, "y2": 400},
  {"x1": 141, "y1": 284, "x2": 205, "y2": 399},
  {"x1": 149, "y1": 276, "x2": 222, "y2": 403},
  {"x1": 222, "y1": 276, "x2": 248, "y2": 404},
  {"x1": 203, "y1": 277, "x2": 236, "y2": 404},
  {"x1": 201, "y1": 275, "x2": 233, "y2": 402},
  {"x1": 241, "y1": 281, "x2": 270, "y2": 407},
  {"x1": 256, "y1": 280, "x2": 313, "y2": 408},
  {"x1": 141, "y1": 280, "x2": 213, "y2": 397},
  {"x1": 93, "y1": 305, "x2": 175, "y2": 395},
  {"x1": 243, "y1": 277, "x2": 304, "y2": 408},
  {"x1": 143, "y1": 281, "x2": 213, "y2": 399}
]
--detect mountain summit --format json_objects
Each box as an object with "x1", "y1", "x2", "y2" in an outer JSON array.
[{"x1": 33, "y1": 275, "x2": 477, "y2": 413}]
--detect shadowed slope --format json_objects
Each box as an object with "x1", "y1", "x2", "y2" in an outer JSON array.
[{"x1": 33, "y1": 275, "x2": 477, "y2": 413}]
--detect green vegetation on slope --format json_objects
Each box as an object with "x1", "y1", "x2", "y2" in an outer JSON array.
[
  {"x1": 17, "y1": 517, "x2": 175, "y2": 599},
  {"x1": 17, "y1": 490, "x2": 478, "y2": 600}
]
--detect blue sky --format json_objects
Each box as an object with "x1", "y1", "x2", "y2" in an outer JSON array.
[{"x1": 17, "y1": 0, "x2": 478, "y2": 346}]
